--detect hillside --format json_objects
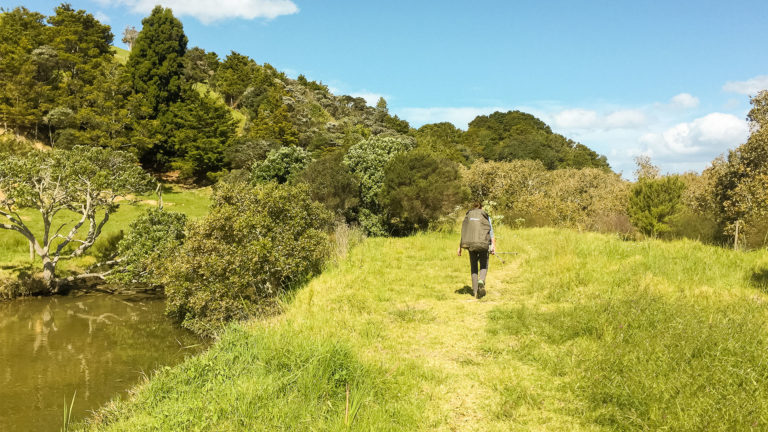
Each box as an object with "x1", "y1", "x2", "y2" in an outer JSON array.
[{"x1": 81, "y1": 227, "x2": 768, "y2": 431}]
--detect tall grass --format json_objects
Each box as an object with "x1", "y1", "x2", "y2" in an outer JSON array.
[{"x1": 79, "y1": 226, "x2": 768, "y2": 431}]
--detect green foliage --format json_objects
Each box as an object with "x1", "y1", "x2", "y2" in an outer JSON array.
[
  {"x1": 344, "y1": 135, "x2": 415, "y2": 235},
  {"x1": 111, "y1": 208, "x2": 186, "y2": 284},
  {"x1": 164, "y1": 88, "x2": 237, "y2": 182},
  {"x1": 182, "y1": 46, "x2": 218, "y2": 84},
  {"x1": 464, "y1": 160, "x2": 630, "y2": 232},
  {"x1": 381, "y1": 149, "x2": 467, "y2": 234},
  {"x1": 251, "y1": 145, "x2": 311, "y2": 184},
  {"x1": 300, "y1": 152, "x2": 360, "y2": 222},
  {"x1": 709, "y1": 91, "x2": 768, "y2": 246},
  {"x1": 628, "y1": 176, "x2": 686, "y2": 237},
  {"x1": 212, "y1": 51, "x2": 259, "y2": 107},
  {"x1": 125, "y1": 6, "x2": 187, "y2": 117},
  {"x1": 160, "y1": 182, "x2": 332, "y2": 335},
  {"x1": 465, "y1": 110, "x2": 610, "y2": 170},
  {"x1": 414, "y1": 122, "x2": 471, "y2": 165}
]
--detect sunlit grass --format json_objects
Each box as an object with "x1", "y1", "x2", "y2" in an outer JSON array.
[{"x1": 80, "y1": 226, "x2": 768, "y2": 431}]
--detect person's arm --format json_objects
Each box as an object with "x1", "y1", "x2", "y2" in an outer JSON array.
[{"x1": 457, "y1": 244, "x2": 462, "y2": 256}]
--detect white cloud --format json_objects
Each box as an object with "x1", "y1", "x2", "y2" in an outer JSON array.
[
  {"x1": 553, "y1": 109, "x2": 599, "y2": 129},
  {"x1": 350, "y1": 92, "x2": 386, "y2": 107},
  {"x1": 552, "y1": 108, "x2": 646, "y2": 130},
  {"x1": 107, "y1": 0, "x2": 298, "y2": 23},
  {"x1": 604, "y1": 109, "x2": 647, "y2": 129},
  {"x1": 723, "y1": 75, "x2": 768, "y2": 95},
  {"x1": 638, "y1": 113, "x2": 748, "y2": 158},
  {"x1": 670, "y1": 93, "x2": 699, "y2": 109},
  {"x1": 94, "y1": 11, "x2": 111, "y2": 23}
]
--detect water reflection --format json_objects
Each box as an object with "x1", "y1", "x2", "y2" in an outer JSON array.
[{"x1": 0, "y1": 291, "x2": 205, "y2": 431}]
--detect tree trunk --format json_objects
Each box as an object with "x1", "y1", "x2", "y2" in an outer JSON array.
[{"x1": 41, "y1": 257, "x2": 58, "y2": 293}]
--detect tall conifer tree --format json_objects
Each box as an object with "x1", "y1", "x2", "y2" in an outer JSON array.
[{"x1": 126, "y1": 6, "x2": 187, "y2": 117}]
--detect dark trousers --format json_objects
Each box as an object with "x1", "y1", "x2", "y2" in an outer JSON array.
[{"x1": 469, "y1": 250, "x2": 489, "y2": 295}]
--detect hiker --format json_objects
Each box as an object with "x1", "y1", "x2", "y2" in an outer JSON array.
[{"x1": 458, "y1": 202, "x2": 496, "y2": 298}]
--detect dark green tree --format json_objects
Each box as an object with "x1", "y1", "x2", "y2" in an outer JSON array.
[
  {"x1": 0, "y1": 7, "x2": 49, "y2": 135},
  {"x1": 213, "y1": 51, "x2": 258, "y2": 107},
  {"x1": 300, "y1": 152, "x2": 360, "y2": 222},
  {"x1": 125, "y1": 5, "x2": 187, "y2": 117},
  {"x1": 415, "y1": 122, "x2": 470, "y2": 164},
  {"x1": 182, "y1": 46, "x2": 219, "y2": 84},
  {"x1": 628, "y1": 176, "x2": 686, "y2": 237},
  {"x1": 381, "y1": 149, "x2": 467, "y2": 234},
  {"x1": 164, "y1": 88, "x2": 237, "y2": 182},
  {"x1": 251, "y1": 146, "x2": 311, "y2": 184},
  {"x1": 464, "y1": 110, "x2": 610, "y2": 170}
]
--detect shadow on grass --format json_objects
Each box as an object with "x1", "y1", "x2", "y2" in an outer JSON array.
[
  {"x1": 750, "y1": 267, "x2": 768, "y2": 293},
  {"x1": 455, "y1": 285, "x2": 473, "y2": 296}
]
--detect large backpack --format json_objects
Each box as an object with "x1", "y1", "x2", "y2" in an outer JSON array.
[{"x1": 460, "y1": 208, "x2": 491, "y2": 252}]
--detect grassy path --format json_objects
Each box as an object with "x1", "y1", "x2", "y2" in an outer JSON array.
[{"x1": 83, "y1": 227, "x2": 768, "y2": 431}]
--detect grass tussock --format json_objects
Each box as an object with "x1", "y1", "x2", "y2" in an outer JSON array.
[{"x1": 81, "y1": 226, "x2": 768, "y2": 431}]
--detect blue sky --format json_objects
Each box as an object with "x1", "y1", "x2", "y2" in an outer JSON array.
[{"x1": 9, "y1": 0, "x2": 768, "y2": 176}]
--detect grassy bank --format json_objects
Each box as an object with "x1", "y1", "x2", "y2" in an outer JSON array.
[
  {"x1": 0, "y1": 186, "x2": 211, "y2": 280},
  {"x1": 80, "y1": 227, "x2": 768, "y2": 431}
]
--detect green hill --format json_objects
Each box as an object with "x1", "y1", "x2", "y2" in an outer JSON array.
[{"x1": 80, "y1": 227, "x2": 768, "y2": 431}]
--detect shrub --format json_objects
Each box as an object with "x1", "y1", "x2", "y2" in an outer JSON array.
[
  {"x1": 380, "y1": 149, "x2": 467, "y2": 235},
  {"x1": 300, "y1": 151, "x2": 360, "y2": 222},
  {"x1": 628, "y1": 176, "x2": 686, "y2": 237},
  {"x1": 343, "y1": 135, "x2": 415, "y2": 235},
  {"x1": 110, "y1": 208, "x2": 187, "y2": 284},
  {"x1": 462, "y1": 160, "x2": 629, "y2": 231},
  {"x1": 251, "y1": 145, "x2": 311, "y2": 184},
  {"x1": 160, "y1": 182, "x2": 332, "y2": 335}
]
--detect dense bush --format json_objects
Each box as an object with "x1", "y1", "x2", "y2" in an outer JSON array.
[
  {"x1": 251, "y1": 145, "x2": 311, "y2": 184},
  {"x1": 463, "y1": 160, "x2": 629, "y2": 232},
  {"x1": 628, "y1": 176, "x2": 685, "y2": 237},
  {"x1": 300, "y1": 152, "x2": 360, "y2": 222},
  {"x1": 111, "y1": 208, "x2": 187, "y2": 284},
  {"x1": 344, "y1": 135, "x2": 415, "y2": 235},
  {"x1": 160, "y1": 182, "x2": 332, "y2": 335},
  {"x1": 380, "y1": 149, "x2": 467, "y2": 234}
]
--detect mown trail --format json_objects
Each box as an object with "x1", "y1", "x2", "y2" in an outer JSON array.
[{"x1": 284, "y1": 228, "x2": 601, "y2": 431}]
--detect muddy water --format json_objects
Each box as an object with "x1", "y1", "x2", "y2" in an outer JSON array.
[{"x1": 0, "y1": 291, "x2": 205, "y2": 431}]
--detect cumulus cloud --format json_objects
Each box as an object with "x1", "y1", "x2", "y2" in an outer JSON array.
[
  {"x1": 107, "y1": 0, "x2": 298, "y2": 23},
  {"x1": 723, "y1": 75, "x2": 768, "y2": 95},
  {"x1": 553, "y1": 109, "x2": 599, "y2": 129},
  {"x1": 552, "y1": 108, "x2": 646, "y2": 130},
  {"x1": 670, "y1": 93, "x2": 699, "y2": 108},
  {"x1": 638, "y1": 113, "x2": 748, "y2": 157}
]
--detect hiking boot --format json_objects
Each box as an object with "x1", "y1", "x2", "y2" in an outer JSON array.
[{"x1": 477, "y1": 280, "x2": 486, "y2": 299}]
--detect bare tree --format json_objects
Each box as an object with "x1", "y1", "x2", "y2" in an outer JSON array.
[
  {"x1": 0, "y1": 146, "x2": 153, "y2": 291},
  {"x1": 122, "y1": 26, "x2": 139, "y2": 51}
]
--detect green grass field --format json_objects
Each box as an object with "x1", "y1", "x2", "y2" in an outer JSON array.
[
  {"x1": 0, "y1": 186, "x2": 211, "y2": 279},
  {"x1": 78, "y1": 226, "x2": 768, "y2": 431}
]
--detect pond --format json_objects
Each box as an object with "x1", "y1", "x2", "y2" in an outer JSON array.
[{"x1": 0, "y1": 290, "x2": 206, "y2": 431}]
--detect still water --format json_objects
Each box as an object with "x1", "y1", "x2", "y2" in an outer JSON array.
[{"x1": 0, "y1": 291, "x2": 205, "y2": 431}]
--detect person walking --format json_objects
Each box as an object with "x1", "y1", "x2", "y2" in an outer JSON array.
[{"x1": 458, "y1": 202, "x2": 496, "y2": 299}]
